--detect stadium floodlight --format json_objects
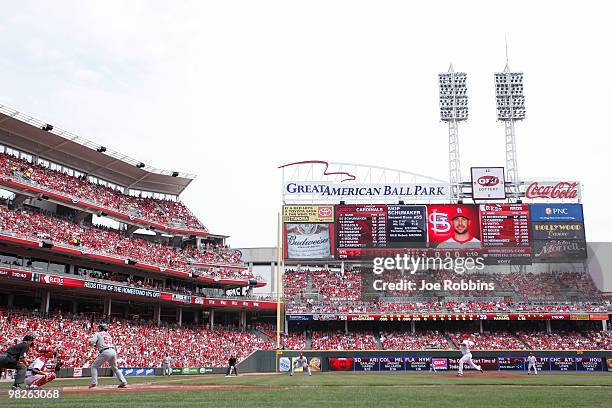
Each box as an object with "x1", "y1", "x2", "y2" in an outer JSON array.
[
  {"x1": 439, "y1": 64, "x2": 468, "y2": 200},
  {"x1": 495, "y1": 62, "x2": 525, "y2": 199}
]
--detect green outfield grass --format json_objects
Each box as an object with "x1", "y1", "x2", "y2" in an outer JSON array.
[{"x1": 2, "y1": 372, "x2": 611, "y2": 408}]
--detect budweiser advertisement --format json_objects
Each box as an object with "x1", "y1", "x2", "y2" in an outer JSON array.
[
  {"x1": 284, "y1": 223, "x2": 334, "y2": 260},
  {"x1": 523, "y1": 181, "x2": 581, "y2": 201}
]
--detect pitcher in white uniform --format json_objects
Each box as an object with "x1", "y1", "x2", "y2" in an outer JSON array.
[
  {"x1": 457, "y1": 338, "x2": 484, "y2": 376},
  {"x1": 87, "y1": 323, "x2": 127, "y2": 389}
]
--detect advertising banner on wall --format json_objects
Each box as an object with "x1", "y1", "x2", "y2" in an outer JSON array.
[
  {"x1": 530, "y1": 204, "x2": 584, "y2": 222},
  {"x1": 524, "y1": 181, "x2": 581, "y2": 201},
  {"x1": 532, "y1": 222, "x2": 585, "y2": 240},
  {"x1": 328, "y1": 358, "x2": 354, "y2": 371},
  {"x1": 471, "y1": 167, "x2": 506, "y2": 200},
  {"x1": 283, "y1": 205, "x2": 334, "y2": 223},
  {"x1": 284, "y1": 223, "x2": 334, "y2": 260},
  {"x1": 532, "y1": 240, "x2": 587, "y2": 259}
]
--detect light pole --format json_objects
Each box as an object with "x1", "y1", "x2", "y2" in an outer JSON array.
[
  {"x1": 439, "y1": 64, "x2": 468, "y2": 201},
  {"x1": 495, "y1": 64, "x2": 525, "y2": 200}
]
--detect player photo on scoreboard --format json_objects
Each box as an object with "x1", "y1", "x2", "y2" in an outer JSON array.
[
  {"x1": 284, "y1": 223, "x2": 333, "y2": 260},
  {"x1": 426, "y1": 205, "x2": 481, "y2": 248}
]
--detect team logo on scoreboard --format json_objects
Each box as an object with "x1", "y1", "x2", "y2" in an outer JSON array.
[{"x1": 428, "y1": 211, "x2": 451, "y2": 233}]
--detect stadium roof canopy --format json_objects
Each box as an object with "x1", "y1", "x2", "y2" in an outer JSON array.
[{"x1": 0, "y1": 104, "x2": 195, "y2": 196}]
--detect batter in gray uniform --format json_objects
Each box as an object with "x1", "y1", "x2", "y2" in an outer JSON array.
[{"x1": 87, "y1": 323, "x2": 127, "y2": 389}]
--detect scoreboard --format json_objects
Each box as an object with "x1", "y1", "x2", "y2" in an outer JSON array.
[
  {"x1": 480, "y1": 204, "x2": 530, "y2": 247},
  {"x1": 284, "y1": 203, "x2": 585, "y2": 262},
  {"x1": 336, "y1": 205, "x2": 388, "y2": 248}
]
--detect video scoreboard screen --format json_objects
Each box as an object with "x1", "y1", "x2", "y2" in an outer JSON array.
[
  {"x1": 284, "y1": 203, "x2": 586, "y2": 262},
  {"x1": 336, "y1": 205, "x2": 388, "y2": 249},
  {"x1": 480, "y1": 204, "x2": 530, "y2": 247}
]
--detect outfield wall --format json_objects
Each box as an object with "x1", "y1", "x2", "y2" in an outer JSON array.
[
  {"x1": 50, "y1": 350, "x2": 612, "y2": 378},
  {"x1": 245, "y1": 350, "x2": 612, "y2": 373}
]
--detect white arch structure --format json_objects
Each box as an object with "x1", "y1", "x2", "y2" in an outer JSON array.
[{"x1": 279, "y1": 160, "x2": 450, "y2": 204}]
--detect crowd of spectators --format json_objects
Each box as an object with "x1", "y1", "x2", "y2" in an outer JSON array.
[
  {"x1": 252, "y1": 323, "x2": 307, "y2": 350},
  {"x1": 283, "y1": 269, "x2": 309, "y2": 298},
  {"x1": 585, "y1": 330, "x2": 612, "y2": 349},
  {"x1": 447, "y1": 331, "x2": 528, "y2": 350},
  {"x1": 311, "y1": 269, "x2": 362, "y2": 301},
  {"x1": 0, "y1": 310, "x2": 272, "y2": 368},
  {"x1": 281, "y1": 266, "x2": 607, "y2": 314},
  {"x1": 380, "y1": 330, "x2": 448, "y2": 350},
  {"x1": 517, "y1": 331, "x2": 601, "y2": 350},
  {"x1": 0, "y1": 204, "x2": 252, "y2": 281},
  {"x1": 310, "y1": 330, "x2": 378, "y2": 350},
  {"x1": 285, "y1": 299, "x2": 610, "y2": 314},
  {"x1": 0, "y1": 152, "x2": 206, "y2": 231}
]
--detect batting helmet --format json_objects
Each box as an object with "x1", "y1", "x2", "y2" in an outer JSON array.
[{"x1": 98, "y1": 323, "x2": 108, "y2": 331}]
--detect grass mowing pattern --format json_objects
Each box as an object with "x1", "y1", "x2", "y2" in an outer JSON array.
[{"x1": 3, "y1": 372, "x2": 611, "y2": 408}]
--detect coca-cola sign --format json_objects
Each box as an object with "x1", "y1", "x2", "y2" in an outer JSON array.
[{"x1": 525, "y1": 182, "x2": 580, "y2": 200}]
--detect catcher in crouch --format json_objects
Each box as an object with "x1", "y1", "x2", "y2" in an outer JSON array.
[{"x1": 25, "y1": 348, "x2": 57, "y2": 388}]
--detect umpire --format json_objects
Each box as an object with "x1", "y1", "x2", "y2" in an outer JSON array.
[
  {"x1": 0, "y1": 335, "x2": 35, "y2": 389},
  {"x1": 225, "y1": 355, "x2": 238, "y2": 377}
]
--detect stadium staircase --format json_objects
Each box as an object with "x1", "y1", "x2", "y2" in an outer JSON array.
[
  {"x1": 306, "y1": 272, "x2": 313, "y2": 292},
  {"x1": 445, "y1": 334, "x2": 458, "y2": 349},
  {"x1": 515, "y1": 333, "x2": 531, "y2": 349},
  {"x1": 251, "y1": 328, "x2": 274, "y2": 345},
  {"x1": 374, "y1": 332, "x2": 383, "y2": 349}
]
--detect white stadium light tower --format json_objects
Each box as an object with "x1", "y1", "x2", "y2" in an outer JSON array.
[
  {"x1": 495, "y1": 61, "x2": 525, "y2": 200},
  {"x1": 439, "y1": 64, "x2": 468, "y2": 200}
]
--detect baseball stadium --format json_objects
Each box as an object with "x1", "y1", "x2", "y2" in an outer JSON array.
[
  {"x1": 0, "y1": 4, "x2": 612, "y2": 403},
  {"x1": 0, "y1": 89, "x2": 610, "y2": 407}
]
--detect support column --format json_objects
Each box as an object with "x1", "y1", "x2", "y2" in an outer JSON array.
[
  {"x1": 284, "y1": 317, "x2": 288, "y2": 335},
  {"x1": 7, "y1": 294, "x2": 14, "y2": 307},
  {"x1": 194, "y1": 310, "x2": 199, "y2": 324},
  {"x1": 40, "y1": 291, "x2": 50, "y2": 315},
  {"x1": 344, "y1": 319, "x2": 348, "y2": 334},
  {"x1": 602, "y1": 320, "x2": 607, "y2": 332},
  {"x1": 154, "y1": 304, "x2": 161, "y2": 326},
  {"x1": 177, "y1": 307, "x2": 183, "y2": 327},
  {"x1": 103, "y1": 298, "x2": 112, "y2": 317},
  {"x1": 411, "y1": 321, "x2": 416, "y2": 334},
  {"x1": 72, "y1": 300, "x2": 78, "y2": 314},
  {"x1": 210, "y1": 309, "x2": 215, "y2": 330},
  {"x1": 546, "y1": 320, "x2": 551, "y2": 334},
  {"x1": 240, "y1": 311, "x2": 246, "y2": 331},
  {"x1": 479, "y1": 320, "x2": 483, "y2": 334}
]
